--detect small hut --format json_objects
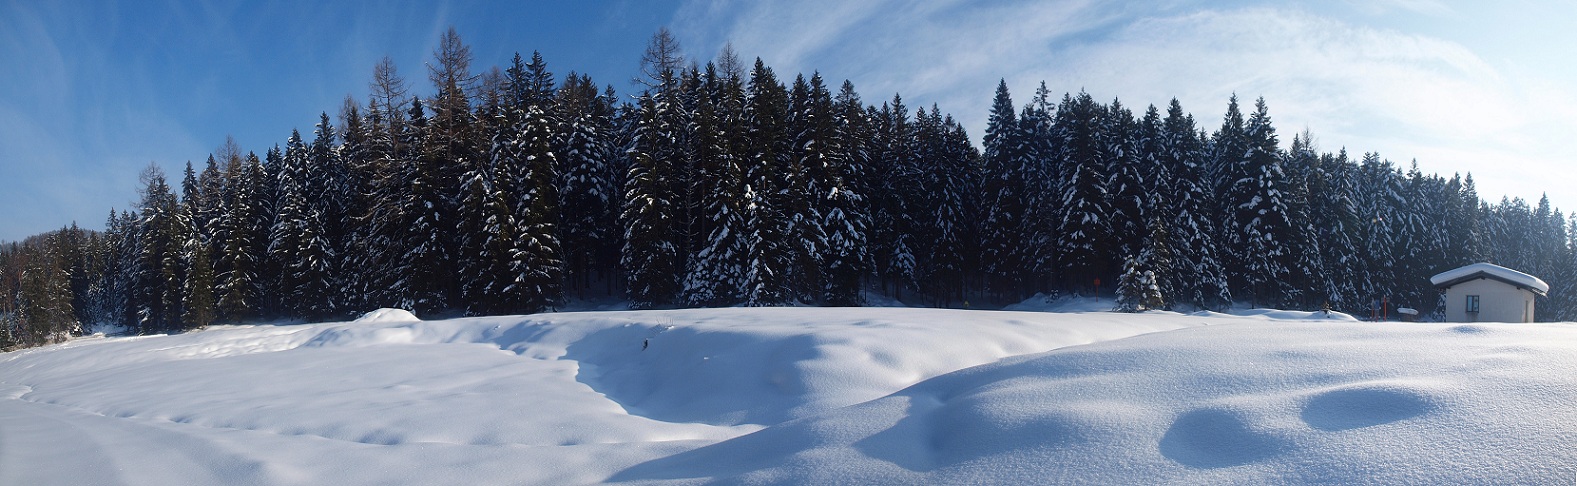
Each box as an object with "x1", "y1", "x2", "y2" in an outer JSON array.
[{"x1": 1430, "y1": 263, "x2": 1547, "y2": 323}]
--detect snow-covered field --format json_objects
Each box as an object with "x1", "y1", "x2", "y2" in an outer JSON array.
[{"x1": 3, "y1": 303, "x2": 1576, "y2": 484}]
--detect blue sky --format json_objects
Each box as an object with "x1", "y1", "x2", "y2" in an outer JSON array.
[{"x1": 3, "y1": 0, "x2": 1575, "y2": 242}]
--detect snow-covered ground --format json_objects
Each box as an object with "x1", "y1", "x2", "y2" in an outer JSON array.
[{"x1": 3, "y1": 304, "x2": 1575, "y2": 484}]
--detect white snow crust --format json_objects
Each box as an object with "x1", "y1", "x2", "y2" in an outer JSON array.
[
  {"x1": 1430, "y1": 262, "x2": 1550, "y2": 293},
  {"x1": 3, "y1": 306, "x2": 1575, "y2": 484}
]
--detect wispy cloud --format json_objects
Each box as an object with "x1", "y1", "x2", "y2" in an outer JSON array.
[{"x1": 669, "y1": 0, "x2": 1577, "y2": 210}]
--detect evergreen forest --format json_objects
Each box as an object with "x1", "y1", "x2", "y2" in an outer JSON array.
[{"x1": 4, "y1": 28, "x2": 1574, "y2": 349}]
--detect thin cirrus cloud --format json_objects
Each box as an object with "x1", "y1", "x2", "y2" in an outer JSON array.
[
  {"x1": 0, "y1": 2, "x2": 204, "y2": 243},
  {"x1": 670, "y1": 0, "x2": 1577, "y2": 213}
]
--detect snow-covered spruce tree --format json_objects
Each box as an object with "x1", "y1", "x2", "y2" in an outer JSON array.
[
  {"x1": 178, "y1": 163, "x2": 216, "y2": 329},
  {"x1": 1114, "y1": 255, "x2": 1165, "y2": 313},
  {"x1": 1279, "y1": 134, "x2": 1322, "y2": 308},
  {"x1": 979, "y1": 79, "x2": 1026, "y2": 302},
  {"x1": 1137, "y1": 216, "x2": 1176, "y2": 310},
  {"x1": 741, "y1": 59, "x2": 794, "y2": 306},
  {"x1": 1392, "y1": 162, "x2": 1446, "y2": 312},
  {"x1": 132, "y1": 164, "x2": 182, "y2": 333},
  {"x1": 510, "y1": 53, "x2": 567, "y2": 313},
  {"x1": 458, "y1": 111, "x2": 516, "y2": 315},
  {"x1": 60, "y1": 225, "x2": 96, "y2": 331},
  {"x1": 556, "y1": 72, "x2": 620, "y2": 297},
  {"x1": 682, "y1": 65, "x2": 746, "y2": 307},
  {"x1": 1018, "y1": 84, "x2": 1059, "y2": 294},
  {"x1": 622, "y1": 84, "x2": 683, "y2": 309},
  {"x1": 309, "y1": 112, "x2": 352, "y2": 317},
  {"x1": 180, "y1": 231, "x2": 216, "y2": 329},
  {"x1": 867, "y1": 95, "x2": 919, "y2": 299},
  {"x1": 1136, "y1": 105, "x2": 1171, "y2": 221},
  {"x1": 1113, "y1": 257, "x2": 1143, "y2": 313},
  {"x1": 1139, "y1": 270, "x2": 1164, "y2": 311},
  {"x1": 458, "y1": 53, "x2": 564, "y2": 316},
  {"x1": 216, "y1": 153, "x2": 268, "y2": 323},
  {"x1": 1246, "y1": 97, "x2": 1296, "y2": 306},
  {"x1": 335, "y1": 99, "x2": 376, "y2": 313},
  {"x1": 197, "y1": 155, "x2": 226, "y2": 260},
  {"x1": 915, "y1": 107, "x2": 975, "y2": 306},
  {"x1": 511, "y1": 104, "x2": 565, "y2": 314},
  {"x1": 1054, "y1": 91, "x2": 1113, "y2": 294},
  {"x1": 392, "y1": 99, "x2": 460, "y2": 314},
  {"x1": 269, "y1": 130, "x2": 336, "y2": 321},
  {"x1": 952, "y1": 113, "x2": 984, "y2": 304},
  {"x1": 1304, "y1": 149, "x2": 1362, "y2": 312},
  {"x1": 1446, "y1": 173, "x2": 1485, "y2": 265},
  {"x1": 822, "y1": 80, "x2": 872, "y2": 306},
  {"x1": 16, "y1": 238, "x2": 76, "y2": 344},
  {"x1": 1155, "y1": 99, "x2": 1231, "y2": 310},
  {"x1": 784, "y1": 73, "x2": 834, "y2": 303},
  {"x1": 1103, "y1": 99, "x2": 1146, "y2": 268},
  {"x1": 1556, "y1": 213, "x2": 1577, "y2": 321},
  {"x1": 76, "y1": 218, "x2": 118, "y2": 329},
  {"x1": 106, "y1": 210, "x2": 142, "y2": 329},
  {"x1": 1215, "y1": 96, "x2": 1293, "y2": 307},
  {"x1": 1353, "y1": 152, "x2": 1401, "y2": 306}
]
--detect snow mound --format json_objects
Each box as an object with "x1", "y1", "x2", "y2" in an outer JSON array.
[
  {"x1": 613, "y1": 321, "x2": 1577, "y2": 484},
  {"x1": 353, "y1": 308, "x2": 421, "y2": 323}
]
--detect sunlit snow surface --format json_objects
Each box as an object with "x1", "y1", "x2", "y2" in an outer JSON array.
[{"x1": 3, "y1": 304, "x2": 1576, "y2": 484}]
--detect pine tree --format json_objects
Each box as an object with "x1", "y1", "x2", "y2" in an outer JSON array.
[
  {"x1": 1354, "y1": 152, "x2": 1403, "y2": 308},
  {"x1": 1308, "y1": 149, "x2": 1363, "y2": 312},
  {"x1": 1104, "y1": 99, "x2": 1146, "y2": 266},
  {"x1": 979, "y1": 79, "x2": 1025, "y2": 301},
  {"x1": 132, "y1": 164, "x2": 182, "y2": 333},
  {"x1": 398, "y1": 99, "x2": 461, "y2": 315},
  {"x1": 1216, "y1": 96, "x2": 1293, "y2": 306},
  {"x1": 621, "y1": 82, "x2": 683, "y2": 309},
  {"x1": 822, "y1": 80, "x2": 872, "y2": 306},
  {"x1": 1159, "y1": 99, "x2": 1230, "y2": 310},
  {"x1": 1114, "y1": 257, "x2": 1144, "y2": 313},
  {"x1": 557, "y1": 73, "x2": 620, "y2": 297},
  {"x1": 682, "y1": 64, "x2": 747, "y2": 306},
  {"x1": 458, "y1": 111, "x2": 517, "y2": 315},
  {"x1": 178, "y1": 164, "x2": 217, "y2": 329},
  {"x1": 1138, "y1": 216, "x2": 1176, "y2": 309},
  {"x1": 269, "y1": 130, "x2": 336, "y2": 321},
  {"x1": 512, "y1": 104, "x2": 565, "y2": 313},
  {"x1": 741, "y1": 59, "x2": 794, "y2": 306},
  {"x1": 216, "y1": 153, "x2": 268, "y2": 323},
  {"x1": 1018, "y1": 84, "x2": 1059, "y2": 294},
  {"x1": 1054, "y1": 92, "x2": 1112, "y2": 294},
  {"x1": 785, "y1": 73, "x2": 835, "y2": 302},
  {"x1": 867, "y1": 94, "x2": 919, "y2": 299}
]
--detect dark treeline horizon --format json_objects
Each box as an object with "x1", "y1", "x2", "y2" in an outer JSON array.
[{"x1": 3, "y1": 27, "x2": 1573, "y2": 349}]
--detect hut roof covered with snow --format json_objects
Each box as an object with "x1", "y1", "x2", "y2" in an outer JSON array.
[{"x1": 1430, "y1": 262, "x2": 1548, "y2": 296}]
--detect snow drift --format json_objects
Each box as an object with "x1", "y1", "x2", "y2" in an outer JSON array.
[{"x1": 2, "y1": 307, "x2": 1574, "y2": 484}]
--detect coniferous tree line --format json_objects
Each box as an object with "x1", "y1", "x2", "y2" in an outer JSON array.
[{"x1": 4, "y1": 27, "x2": 1576, "y2": 348}]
